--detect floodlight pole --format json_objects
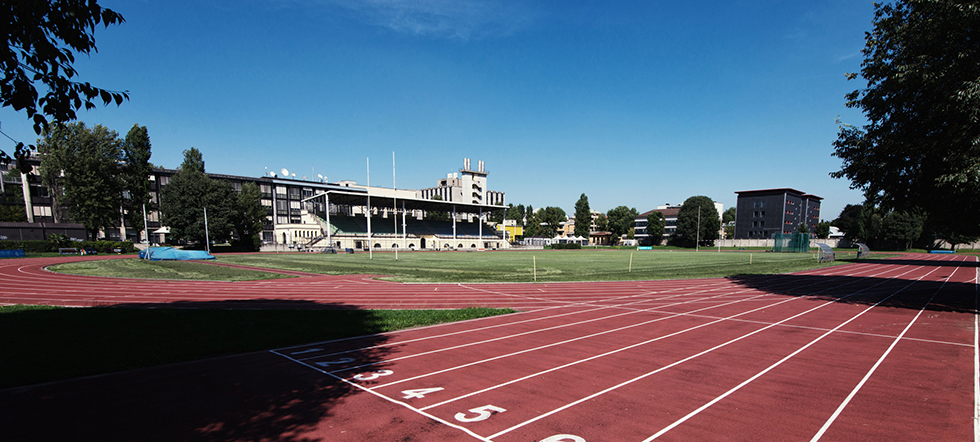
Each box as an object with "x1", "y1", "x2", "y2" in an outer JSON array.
[
  {"x1": 204, "y1": 206, "x2": 210, "y2": 254},
  {"x1": 696, "y1": 206, "x2": 701, "y2": 252},
  {"x1": 367, "y1": 157, "x2": 372, "y2": 260},
  {"x1": 142, "y1": 203, "x2": 149, "y2": 247},
  {"x1": 393, "y1": 151, "x2": 397, "y2": 260}
]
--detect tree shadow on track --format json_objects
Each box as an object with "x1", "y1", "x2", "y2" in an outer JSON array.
[
  {"x1": 0, "y1": 299, "x2": 396, "y2": 442},
  {"x1": 727, "y1": 273, "x2": 978, "y2": 314}
]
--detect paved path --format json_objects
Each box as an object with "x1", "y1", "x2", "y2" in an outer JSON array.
[{"x1": 0, "y1": 253, "x2": 976, "y2": 441}]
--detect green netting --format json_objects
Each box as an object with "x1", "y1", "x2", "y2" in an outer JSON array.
[{"x1": 772, "y1": 233, "x2": 810, "y2": 253}]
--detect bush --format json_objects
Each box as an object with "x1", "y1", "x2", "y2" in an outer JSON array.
[{"x1": 550, "y1": 243, "x2": 583, "y2": 249}]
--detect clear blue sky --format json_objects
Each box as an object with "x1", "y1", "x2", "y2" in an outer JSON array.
[{"x1": 0, "y1": 0, "x2": 874, "y2": 219}]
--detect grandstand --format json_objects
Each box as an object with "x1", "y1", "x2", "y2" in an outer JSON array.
[{"x1": 298, "y1": 190, "x2": 507, "y2": 251}]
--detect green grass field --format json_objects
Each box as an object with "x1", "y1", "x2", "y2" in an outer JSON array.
[
  {"x1": 214, "y1": 249, "x2": 848, "y2": 282},
  {"x1": 47, "y1": 258, "x2": 293, "y2": 281}
]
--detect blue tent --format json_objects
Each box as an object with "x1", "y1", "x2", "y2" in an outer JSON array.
[{"x1": 138, "y1": 247, "x2": 216, "y2": 261}]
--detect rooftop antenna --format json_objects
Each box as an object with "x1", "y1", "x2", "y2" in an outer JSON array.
[{"x1": 281, "y1": 168, "x2": 289, "y2": 179}]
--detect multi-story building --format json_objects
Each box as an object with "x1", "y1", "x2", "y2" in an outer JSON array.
[
  {"x1": 420, "y1": 158, "x2": 504, "y2": 206},
  {"x1": 2, "y1": 156, "x2": 507, "y2": 249},
  {"x1": 734, "y1": 188, "x2": 822, "y2": 239}
]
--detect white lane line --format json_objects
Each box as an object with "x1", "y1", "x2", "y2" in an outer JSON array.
[
  {"x1": 648, "y1": 264, "x2": 945, "y2": 442},
  {"x1": 269, "y1": 350, "x2": 492, "y2": 442},
  {"x1": 810, "y1": 260, "x2": 961, "y2": 441},
  {"x1": 487, "y1": 264, "x2": 929, "y2": 440},
  {"x1": 295, "y1": 288, "x2": 736, "y2": 362},
  {"x1": 972, "y1": 258, "x2": 978, "y2": 442},
  {"x1": 310, "y1": 269, "x2": 884, "y2": 367},
  {"x1": 330, "y1": 287, "x2": 767, "y2": 375},
  {"x1": 417, "y1": 293, "x2": 805, "y2": 411}
]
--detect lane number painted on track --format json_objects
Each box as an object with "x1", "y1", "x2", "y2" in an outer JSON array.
[
  {"x1": 314, "y1": 357, "x2": 356, "y2": 367},
  {"x1": 290, "y1": 348, "x2": 322, "y2": 355},
  {"x1": 401, "y1": 387, "x2": 444, "y2": 399},
  {"x1": 353, "y1": 370, "x2": 394, "y2": 381},
  {"x1": 541, "y1": 435, "x2": 585, "y2": 442},
  {"x1": 454, "y1": 405, "x2": 506, "y2": 423}
]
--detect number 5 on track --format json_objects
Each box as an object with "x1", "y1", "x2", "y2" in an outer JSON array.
[{"x1": 455, "y1": 405, "x2": 506, "y2": 422}]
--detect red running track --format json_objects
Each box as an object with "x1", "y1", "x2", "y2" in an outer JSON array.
[{"x1": 0, "y1": 253, "x2": 977, "y2": 441}]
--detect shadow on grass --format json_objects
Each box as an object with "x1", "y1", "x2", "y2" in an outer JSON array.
[{"x1": 0, "y1": 299, "x2": 396, "y2": 442}]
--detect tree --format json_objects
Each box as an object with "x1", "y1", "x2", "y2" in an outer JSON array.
[
  {"x1": 722, "y1": 207, "x2": 736, "y2": 225},
  {"x1": 573, "y1": 193, "x2": 591, "y2": 238},
  {"x1": 121, "y1": 124, "x2": 152, "y2": 236},
  {"x1": 833, "y1": 204, "x2": 865, "y2": 241},
  {"x1": 43, "y1": 123, "x2": 125, "y2": 239},
  {"x1": 674, "y1": 196, "x2": 720, "y2": 248},
  {"x1": 646, "y1": 211, "x2": 665, "y2": 245},
  {"x1": 505, "y1": 204, "x2": 525, "y2": 228},
  {"x1": 815, "y1": 221, "x2": 831, "y2": 239},
  {"x1": 1, "y1": 1, "x2": 128, "y2": 172},
  {"x1": 36, "y1": 122, "x2": 85, "y2": 223},
  {"x1": 538, "y1": 206, "x2": 566, "y2": 238},
  {"x1": 605, "y1": 206, "x2": 637, "y2": 238},
  {"x1": 160, "y1": 149, "x2": 235, "y2": 244},
  {"x1": 232, "y1": 182, "x2": 265, "y2": 251},
  {"x1": 831, "y1": 1, "x2": 980, "y2": 240},
  {"x1": 881, "y1": 211, "x2": 923, "y2": 250},
  {"x1": 796, "y1": 222, "x2": 811, "y2": 235},
  {"x1": 595, "y1": 213, "x2": 608, "y2": 232}
]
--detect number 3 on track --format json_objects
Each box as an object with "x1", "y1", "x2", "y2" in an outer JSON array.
[
  {"x1": 402, "y1": 387, "x2": 444, "y2": 399},
  {"x1": 353, "y1": 370, "x2": 393, "y2": 381},
  {"x1": 454, "y1": 405, "x2": 506, "y2": 422}
]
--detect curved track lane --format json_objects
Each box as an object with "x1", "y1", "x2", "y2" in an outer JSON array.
[{"x1": 0, "y1": 253, "x2": 977, "y2": 442}]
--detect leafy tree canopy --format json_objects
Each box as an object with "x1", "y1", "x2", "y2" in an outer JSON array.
[
  {"x1": 538, "y1": 206, "x2": 566, "y2": 238},
  {"x1": 674, "y1": 196, "x2": 720, "y2": 247},
  {"x1": 646, "y1": 211, "x2": 665, "y2": 245},
  {"x1": 605, "y1": 206, "x2": 637, "y2": 237},
  {"x1": 573, "y1": 193, "x2": 591, "y2": 238},
  {"x1": 832, "y1": 0, "x2": 980, "y2": 239},
  {"x1": 722, "y1": 207, "x2": 736, "y2": 224},
  {"x1": 1, "y1": 0, "x2": 128, "y2": 172}
]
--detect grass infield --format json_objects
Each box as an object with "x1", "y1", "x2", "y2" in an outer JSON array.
[
  {"x1": 0, "y1": 305, "x2": 514, "y2": 389},
  {"x1": 47, "y1": 258, "x2": 294, "y2": 281},
  {"x1": 215, "y1": 249, "x2": 850, "y2": 283}
]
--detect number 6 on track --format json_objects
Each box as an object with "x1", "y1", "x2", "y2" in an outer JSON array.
[{"x1": 454, "y1": 405, "x2": 506, "y2": 422}]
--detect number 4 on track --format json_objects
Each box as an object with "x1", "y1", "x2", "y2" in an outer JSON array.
[{"x1": 401, "y1": 387, "x2": 444, "y2": 399}]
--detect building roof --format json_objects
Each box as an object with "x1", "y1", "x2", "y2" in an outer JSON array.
[
  {"x1": 637, "y1": 208, "x2": 680, "y2": 219},
  {"x1": 305, "y1": 190, "x2": 503, "y2": 214},
  {"x1": 735, "y1": 188, "x2": 822, "y2": 200}
]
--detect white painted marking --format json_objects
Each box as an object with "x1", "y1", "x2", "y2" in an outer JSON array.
[
  {"x1": 454, "y1": 404, "x2": 506, "y2": 423},
  {"x1": 488, "y1": 264, "x2": 931, "y2": 440},
  {"x1": 269, "y1": 350, "x2": 494, "y2": 442},
  {"x1": 314, "y1": 357, "x2": 355, "y2": 367},
  {"x1": 353, "y1": 370, "x2": 394, "y2": 381},
  {"x1": 402, "y1": 387, "x2": 444, "y2": 399},
  {"x1": 290, "y1": 348, "x2": 322, "y2": 355},
  {"x1": 810, "y1": 263, "x2": 955, "y2": 441},
  {"x1": 541, "y1": 435, "x2": 585, "y2": 442}
]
